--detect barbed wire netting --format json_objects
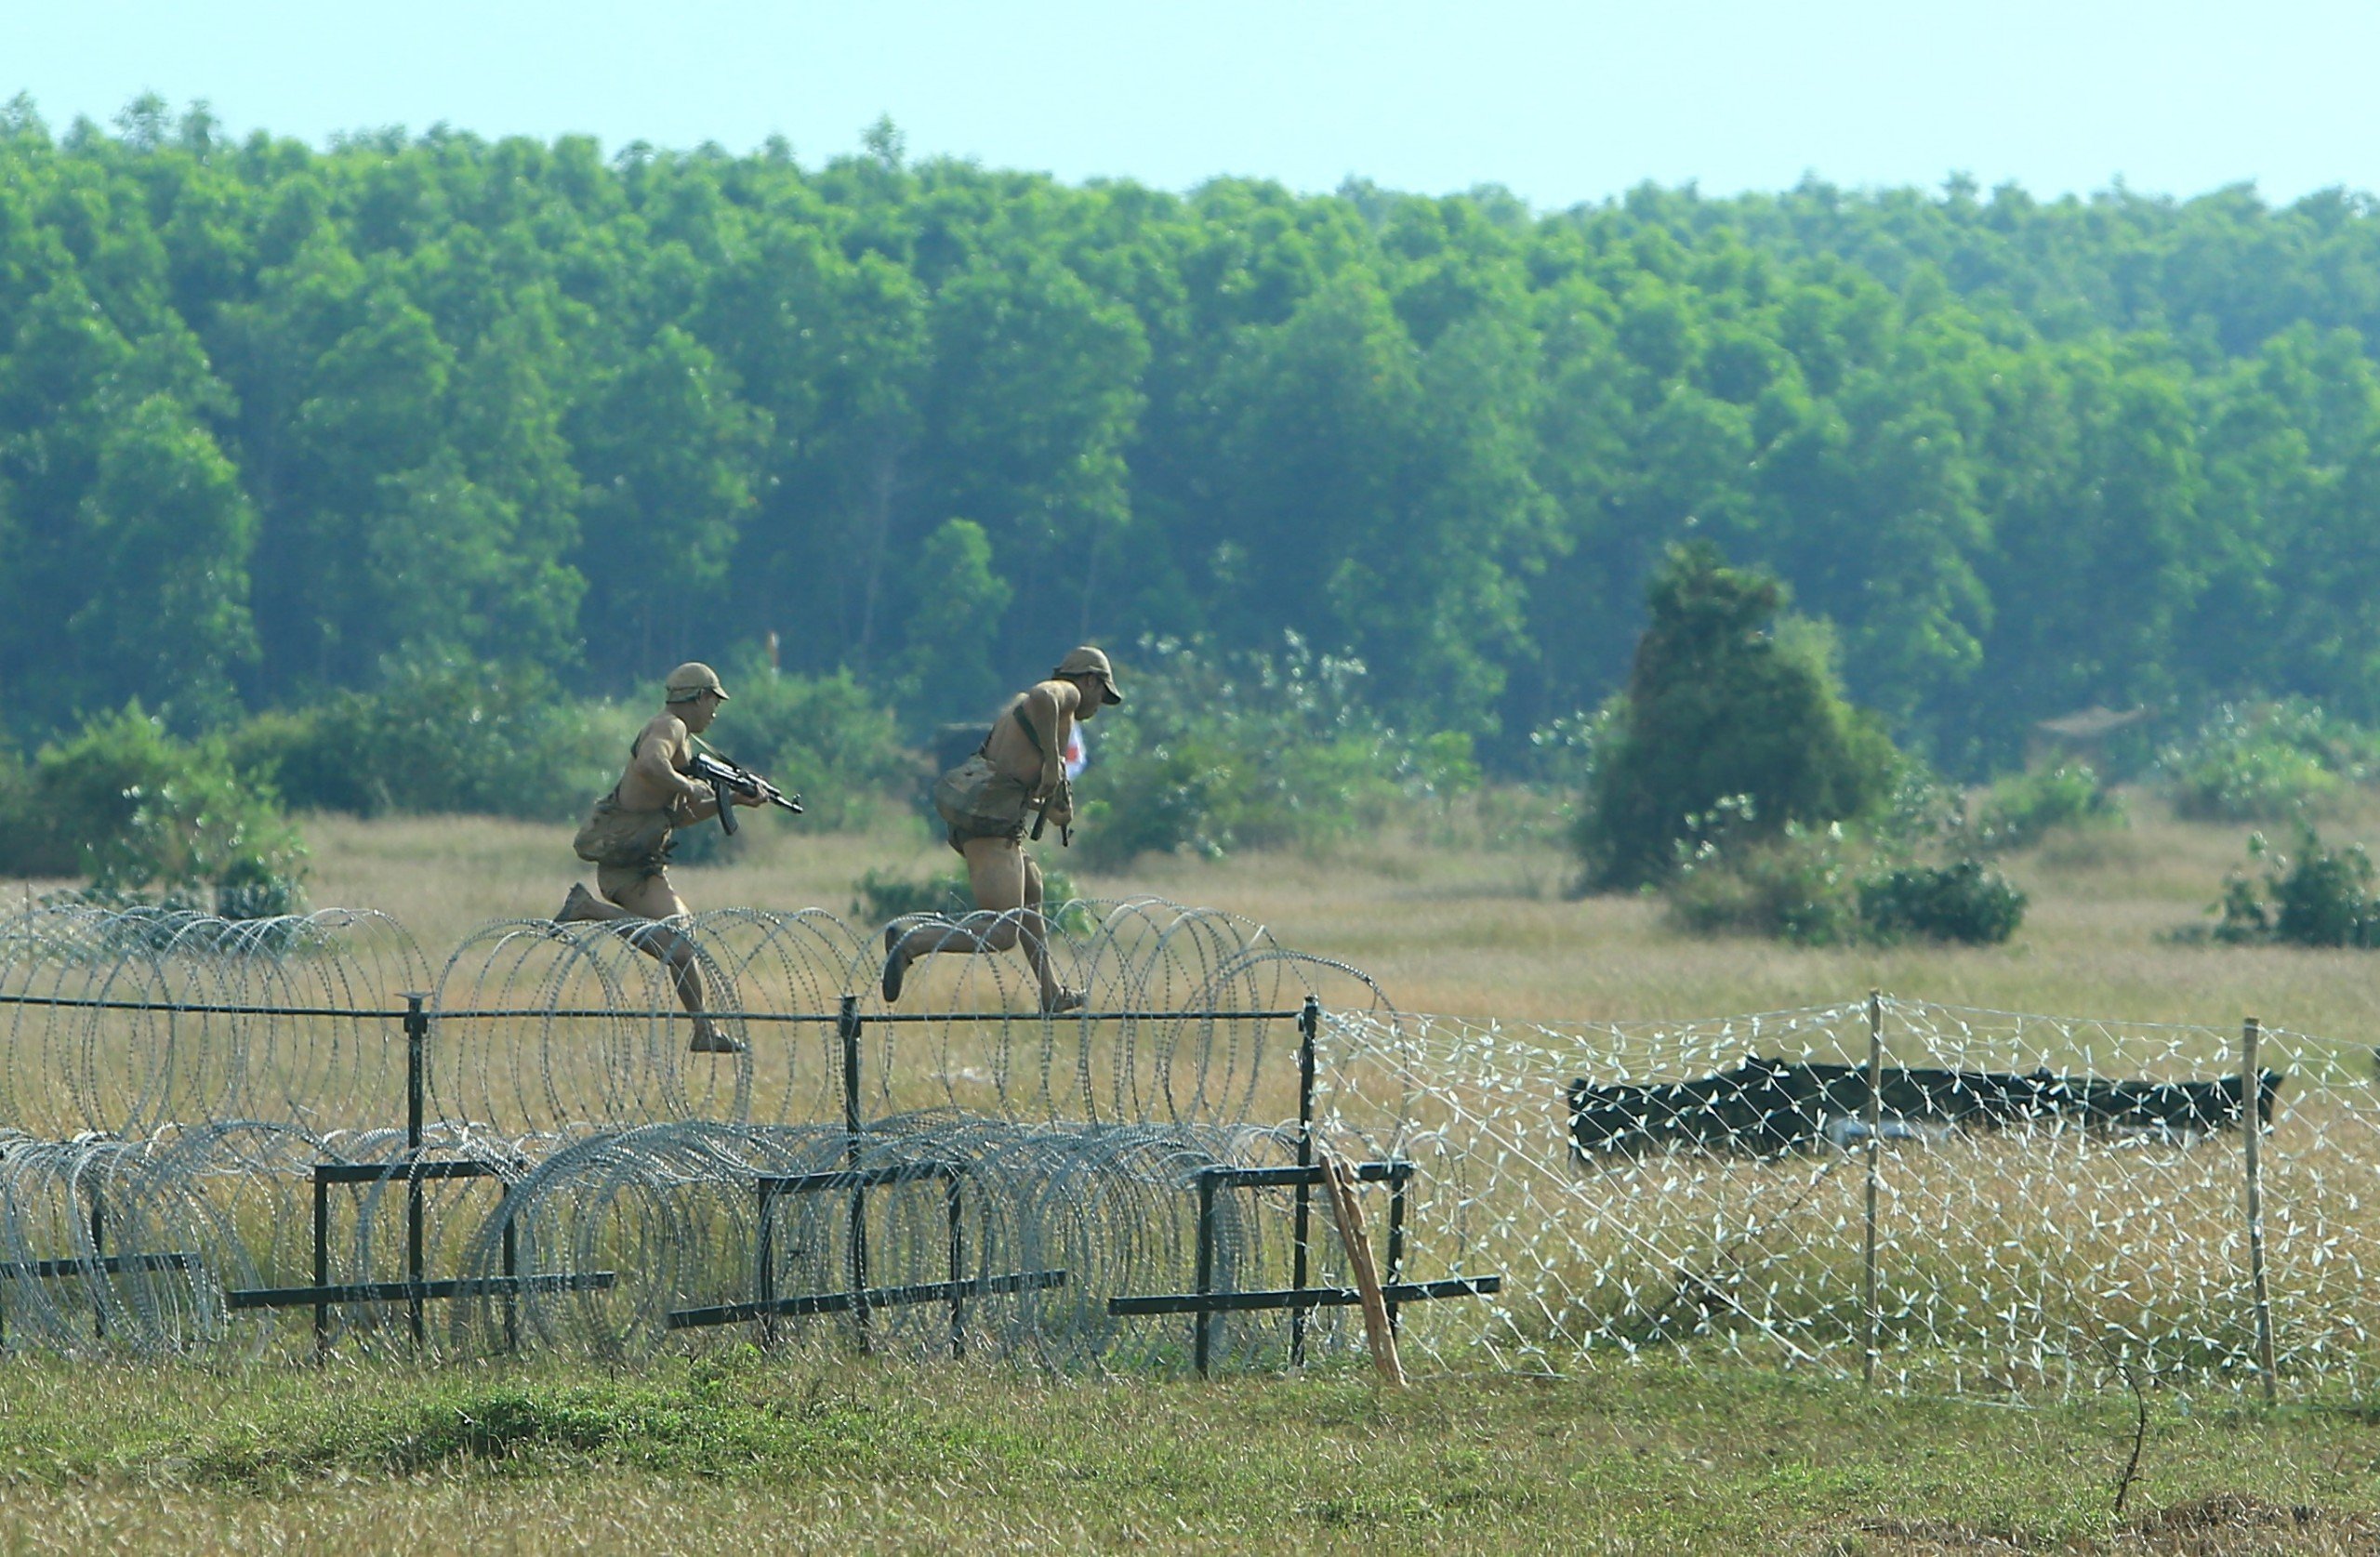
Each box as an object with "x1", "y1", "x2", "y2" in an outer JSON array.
[
  {"x1": 1319, "y1": 999, "x2": 2378, "y2": 1395},
  {"x1": 1, "y1": 900, "x2": 2371, "y2": 1398}
]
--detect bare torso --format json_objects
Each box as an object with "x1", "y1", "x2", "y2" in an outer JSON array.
[
  {"x1": 981, "y1": 679, "x2": 1082, "y2": 803},
  {"x1": 615, "y1": 712, "x2": 716, "y2": 820}
]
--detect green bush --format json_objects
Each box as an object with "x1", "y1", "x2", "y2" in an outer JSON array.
[
  {"x1": 1664, "y1": 795, "x2": 2027, "y2": 947},
  {"x1": 2213, "y1": 826, "x2": 2380, "y2": 947},
  {"x1": 228, "y1": 653, "x2": 913, "y2": 833},
  {"x1": 704, "y1": 657, "x2": 916, "y2": 832},
  {"x1": 2161, "y1": 701, "x2": 2377, "y2": 822},
  {"x1": 1971, "y1": 765, "x2": 2126, "y2": 854},
  {"x1": 1072, "y1": 634, "x2": 1476, "y2": 869},
  {"x1": 1664, "y1": 817, "x2": 1864, "y2": 946},
  {"x1": 229, "y1": 657, "x2": 617, "y2": 821},
  {"x1": 0, "y1": 705, "x2": 307, "y2": 916},
  {"x1": 1576, "y1": 545, "x2": 1900, "y2": 891},
  {"x1": 1858, "y1": 861, "x2": 2028, "y2": 945}
]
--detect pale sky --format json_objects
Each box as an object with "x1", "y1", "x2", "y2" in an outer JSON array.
[{"x1": 7, "y1": 0, "x2": 2373, "y2": 208}]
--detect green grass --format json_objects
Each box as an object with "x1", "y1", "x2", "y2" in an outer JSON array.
[{"x1": 0, "y1": 1353, "x2": 2372, "y2": 1552}]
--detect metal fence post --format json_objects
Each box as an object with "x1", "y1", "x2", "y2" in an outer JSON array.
[
  {"x1": 839, "y1": 995, "x2": 870, "y2": 1353},
  {"x1": 758, "y1": 1180, "x2": 781, "y2": 1352},
  {"x1": 500, "y1": 1198, "x2": 519, "y2": 1354},
  {"x1": 1194, "y1": 1167, "x2": 1218, "y2": 1378},
  {"x1": 88, "y1": 1188, "x2": 105, "y2": 1341},
  {"x1": 403, "y1": 993, "x2": 429, "y2": 1347},
  {"x1": 311, "y1": 1173, "x2": 330, "y2": 1357},
  {"x1": 1862, "y1": 988, "x2": 1884, "y2": 1388},
  {"x1": 946, "y1": 1173, "x2": 966, "y2": 1360},
  {"x1": 1290, "y1": 996, "x2": 1317, "y2": 1366},
  {"x1": 2243, "y1": 1016, "x2": 2278, "y2": 1405}
]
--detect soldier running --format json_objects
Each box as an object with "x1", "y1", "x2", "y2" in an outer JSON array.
[
  {"x1": 881, "y1": 647, "x2": 1123, "y2": 1012},
  {"x1": 557, "y1": 661, "x2": 768, "y2": 1052}
]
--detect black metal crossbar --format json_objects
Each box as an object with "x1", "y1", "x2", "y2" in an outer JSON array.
[
  {"x1": 213, "y1": 995, "x2": 613, "y2": 1353},
  {"x1": 229, "y1": 1273, "x2": 616, "y2": 1309},
  {"x1": 1109, "y1": 1276, "x2": 1503, "y2": 1316},
  {"x1": 1106, "y1": 1149, "x2": 1502, "y2": 1376},
  {"x1": 0, "y1": 1252, "x2": 193, "y2": 1280},
  {"x1": 668, "y1": 1122, "x2": 1067, "y2": 1357},
  {"x1": 668, "y1": 1270, "x2": 1068, "y2": 1330},
  {"x1": 0, "y1": 992, "x2": 1304, "y2": 1025},
  {"x1": 0, "y1": 1191, "x2": 192, "y2": 1346},
  {"x1": 222, "y1": 1147, "x2": 607, "y2": 1354}
]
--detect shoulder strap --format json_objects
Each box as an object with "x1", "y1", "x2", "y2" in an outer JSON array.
[{"x1": 1011, "y1": 702, "x2": 1046, "y2": 755}]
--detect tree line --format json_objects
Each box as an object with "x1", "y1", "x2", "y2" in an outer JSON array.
[{"x1": 8, "y1": 95, "x2": 2380, "y2": 777}]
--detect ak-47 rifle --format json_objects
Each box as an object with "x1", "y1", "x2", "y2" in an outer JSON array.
[
  {"x1": 1029, "y1": 776, "x2": 1073, "y2": 847},
  {"x1": 688, "y1": 751, "x2": 803, "y2": 837}
]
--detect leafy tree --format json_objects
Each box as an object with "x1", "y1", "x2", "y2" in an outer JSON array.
[
  {"x1": 1578, "y1": 544, "x2": 1899, "y2": 889},
  {"x1": 893, "y1": 518, "x2": 1013, "y2": 726}
]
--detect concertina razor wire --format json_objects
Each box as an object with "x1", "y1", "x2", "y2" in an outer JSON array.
[{"x1": 0, "y1": 900, "x2": 2366, "y2": 1397}]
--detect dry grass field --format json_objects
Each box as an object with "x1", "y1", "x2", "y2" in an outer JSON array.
[
  {"x1": 298, "y1": 788, "x2": 2380, "y2": 1040},
  {"x1": 7, "y1": 790, "x2": 2380, "y2": 1552}
]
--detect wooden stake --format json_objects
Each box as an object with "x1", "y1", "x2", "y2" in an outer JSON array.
[{"x1": 1318, "y1": 1144, "x2": 1406, "y2": 1387}]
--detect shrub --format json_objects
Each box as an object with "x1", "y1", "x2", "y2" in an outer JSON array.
[
  {"x1": 0, "y1": 705, "x2": 307, "y2": 916},
  {"x1": 704, "y1": 657, "x2": 916, "y2": 832},
  {"x1": 230, "y1": 657, "x2": 616, "y2": 821},
  {"x1": 2161, "y1": 701, "x2": 2376, "y2": 822},
  {"x1": 1576, "y1": 544, "x2": 1900, "y2": 891},
  {"x1": 1664, "y1": 818, "x2": 1864, "y2": 946},
  {"x1": 1663, "y1": 798, "x2": 2028, "y2": 947},
  {"x1": 2213, "y1": 826, "x2": 2380, "y2": 947},
  {"x1": 1971, "y1": 765, "x2": 2126, "y2": 854},
  {"x1": 1072, "y1": 634, "x2": 1476, "y2": 869},
  {"x1": 1859, "y1": 861, "x2": 2028, "y2": 945}
]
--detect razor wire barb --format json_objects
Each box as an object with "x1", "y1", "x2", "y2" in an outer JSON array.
[{"x1": 1, "y1": 901, "x2": 2373, "y2": 1399}]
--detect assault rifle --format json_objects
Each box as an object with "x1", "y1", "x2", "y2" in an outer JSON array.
[
  {"x1": 1029, "y1": 777, "x2": 1073, "y2": 847},
  {"x1": 688, "y1": 751, "x2": 803, "y2": 836}
]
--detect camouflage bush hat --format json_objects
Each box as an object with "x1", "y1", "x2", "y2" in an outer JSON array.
[
  {"x1": 1052, "y1": 646, "x2": 1124, "y2": 704},
  {"x1": 664, "y1": 662, "x2": 730, "y2": 702}
]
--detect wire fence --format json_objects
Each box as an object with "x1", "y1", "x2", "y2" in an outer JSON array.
[
  {"x1": 1, "y1": 901, "x2": 2370, "y2": 1398},
  {"x1": 1318, "y1": 1000, "x2": 2375, "y2": 1397}
]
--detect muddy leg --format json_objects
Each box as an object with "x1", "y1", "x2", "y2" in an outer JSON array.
[{"x1": 566, "y1": 874, "x2": 738, "y2": 1052}]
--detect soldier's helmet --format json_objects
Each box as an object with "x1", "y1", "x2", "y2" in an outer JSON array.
[
  {"x1": 1052, "y1": 646, "x2": 1124, "y2": 705},
  {"x1": 664, "y1": 662, "x2": 730, "y2": 703}
]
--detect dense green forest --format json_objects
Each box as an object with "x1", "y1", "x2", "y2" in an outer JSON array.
[{"x1": 7, "y1": 94, "x2": 2380, "y2": 777}]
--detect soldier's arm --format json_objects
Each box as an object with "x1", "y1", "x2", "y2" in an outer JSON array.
[
  {"x1": 1022, "y1": 683, "x2": 1070, "y2": 800},
  {"x1": 634, "y1": 719, "x2": 717, "y2": 820}
]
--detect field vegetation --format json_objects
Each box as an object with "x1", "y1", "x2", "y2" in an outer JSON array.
[
  {"x1": 0, "y1": 1353, "x2": 2375, "y2": 1554},
  {"x1": 8, "y1": 798, "x2": 2380, "y2": 1548},
  {"x1": 256, "y1": 784, "x2": 2380, "y2": 1037}
]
